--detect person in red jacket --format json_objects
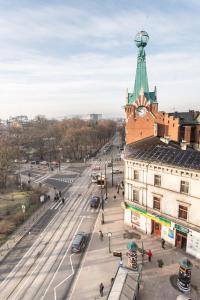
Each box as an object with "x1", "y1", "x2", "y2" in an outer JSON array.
[{"x1": 147, "y1": 249, "x2": 153, "y2": 262}]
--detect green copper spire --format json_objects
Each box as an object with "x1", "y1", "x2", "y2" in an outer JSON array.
[
  {"x1": 134, "y1": 31, "x2": 149, "y2": 99},
  {"x1": 128, "y1": 31, "x2": 157, "y2": 104}
]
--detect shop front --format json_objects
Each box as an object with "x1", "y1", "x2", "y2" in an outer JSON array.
[
  {"x1": 187, "y1": 229, "x2": 200, "y2": 259},
  {"x1": 175, "y1": 224, "x2": 189, "y2": 251},
  {"x1": 151, "y1": 220, "x2": 161, "y2": 237},
  {"x1": 124, "y1": 202, "x2": 171, "y2": 237}
]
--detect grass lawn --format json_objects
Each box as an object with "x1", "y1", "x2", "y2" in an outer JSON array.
[{"x1": 0, "y1": 190, "x2": 43, "y2": 246}]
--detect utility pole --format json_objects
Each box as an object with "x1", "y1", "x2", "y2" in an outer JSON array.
[
  {"x1": 111, "y1": 158, "x2": 114, "y2": 187},
  {"x1": 105, "y1": 163, "x2": 107, "y2": 199},
  {"x1": 101, "y1": 172, "x2": 104, "y2": 211}
]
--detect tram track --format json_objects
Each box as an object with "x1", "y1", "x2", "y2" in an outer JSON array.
[{"x1": 1, "y1": 167, "x2": 98, "y2": 300}]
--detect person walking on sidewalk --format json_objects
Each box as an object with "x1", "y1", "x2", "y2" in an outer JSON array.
[
  {"x1": 99, "y1": 282, "x2": 104, "y2": 297},
  {"x1": 147, "y1": 249, "x2": 152, "y2": 262},
  {"x1": 161, "y1": 238, "x2": 165, "y2": 249},
  {"x1": 99, "y1": 230, "x2": 103, "y2": 241}
]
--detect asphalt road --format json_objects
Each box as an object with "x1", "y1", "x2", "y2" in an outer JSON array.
[{"x1": 0, "y1": 137, "x2": 123, "y2": 300}]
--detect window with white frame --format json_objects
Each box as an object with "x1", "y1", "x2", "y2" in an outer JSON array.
[
  {"x1": 153, "y1": 196, "x2": 160, "y2": 211},
  {"x1": 178, "y1": 205, "x2": 188, "y2": 220},
  {"x1": 180, "y1": 180, "x2": 189, "y2": 194},
  {"x1": 132, "y1": 189, "x2": 139, "y2": 202},
  {"x1": 133, "y1": 170, "x2": 139, "y2": 181},
  {"x1": 154, "y1": 175, "x2": 161, "y2": 187}
]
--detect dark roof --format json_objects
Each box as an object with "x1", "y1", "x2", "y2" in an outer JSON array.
[
  {"x1": 125, "y1": 136, "x2": 200, "y2": 171},
  {"x1": 168, "y1": 111, "x2": 200, "y2": 125}
]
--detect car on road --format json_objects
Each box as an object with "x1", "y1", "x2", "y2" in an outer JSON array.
[
  {"x1": 111, "y1": 169, "x2": 123, "y2": 174},
  {"x1": 92, "y1": 166, "x2": 100, "y2": 171},
  {"x1": 40, "y1": 161, "x2": 48, "y2": 165},
  {"x1": 107, "y1": 162, "x2": 112, "y2": 167},
  {"x1": 71, "y1": 232, "x2": 88, "y2": 253},
  {"x1": 90, "y1": 196, "x2": 100, "y2": 209}
]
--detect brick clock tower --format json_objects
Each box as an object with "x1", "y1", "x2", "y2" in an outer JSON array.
[{"x1": 125, "y1": 31, "x2": 160, "y2": 144}]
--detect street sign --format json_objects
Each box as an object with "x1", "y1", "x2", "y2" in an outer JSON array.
[{"x1": 113, "y1": 251, "x2": 122, "y2": 258}]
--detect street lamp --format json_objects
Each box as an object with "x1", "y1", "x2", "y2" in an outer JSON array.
[
  {"x1": 111, "y1": 158, "x2": 114, "y2": 187},
  {"x1": 105, "y1": 163, "x2": 107, "y2": 200},
  {"x1": 107, "y1": 232, "x2": 112, "y2": 253}
]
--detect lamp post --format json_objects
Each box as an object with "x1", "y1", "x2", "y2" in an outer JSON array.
[
  {"x1": 105, "y1": 163, "x2": 107, "y2": 199},
  {"x1": 111, "y1": 158, "x2": 114, "y2": 187},
  {"x1": 107, "y1": 232, "x2": 112, "y2": 253}
]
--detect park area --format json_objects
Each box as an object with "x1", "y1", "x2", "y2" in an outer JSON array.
[{"x1": 0, "y1": 190, "x2": 43, "y2": 246}]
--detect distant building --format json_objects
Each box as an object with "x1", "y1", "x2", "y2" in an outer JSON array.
[
  {"x1": 125, "y1": 31, "x2": 200, "y2": 150},
  {"x1": 7, "y1": 115, "x2": 30, "y2": 128},
  {"x1": 87, "y1": 114, "x2": 102, "y2": 122}
]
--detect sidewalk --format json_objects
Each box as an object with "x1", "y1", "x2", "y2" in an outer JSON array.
[{"x1": 69, "y1": 186, "x2": 200, "y2": 300}]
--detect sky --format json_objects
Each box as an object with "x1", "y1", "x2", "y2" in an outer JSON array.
[{"x1": 0, "y1": 0, "x2": 200, "y2": 119}]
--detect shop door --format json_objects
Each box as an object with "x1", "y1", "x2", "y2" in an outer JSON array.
[
  {"x1": 176, "y1": 231, "x2": 187, "y2": 250},
  {"x1": 152, "y1": 220, "x2": 161, "y2": 237}
]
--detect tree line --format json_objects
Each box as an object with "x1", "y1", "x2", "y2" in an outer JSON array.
[{"x1": 0, "y1": 116, "x2": 117, "y2": 189}]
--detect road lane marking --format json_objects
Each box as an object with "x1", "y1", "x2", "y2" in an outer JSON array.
[
  {"x1": 0, "y1": 163, "x2": 99, "y2": 295},
  {"x1": 41, "y1": 216, "x2": 85, "y2": 300},
  {"x1": 0, "y1": 187, "x2": 86, "y2": 290},
  {"x1": 67, "y1": 203, "x2": 100, "y2": 300},
  {"x1": 54, "y1": 254, "x2": 75, "y2": 300}
]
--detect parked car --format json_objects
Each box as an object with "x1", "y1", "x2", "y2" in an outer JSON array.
[
  {"x1": 90, "y1": 196, "x2": 100, "y2": 209},
  {"x1": 71, "y1": 232, "x2": 88, "y2": 253},
  {"x1": 92, "y1": 166, "x2": 100, "y2": 171},
  {"x1": 111, "y1": 169, "x2": 123, "y2": 174},
  {"x1": 51, "y1": 161, "x2": 59, "y2": 166},
  {"x1": 21, "y1": 159, "x2": 28, "y2": 163},
  {"x1": 40, "y1": 161, "x2": 48, "y2": 165}
]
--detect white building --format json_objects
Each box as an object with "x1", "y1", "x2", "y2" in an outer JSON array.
[{"x1": 123, "y1": 136, "x2": 200, "y2": 259}]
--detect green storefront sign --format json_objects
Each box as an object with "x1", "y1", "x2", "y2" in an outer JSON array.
[
  {"x1": 175, "y1": 224, "x2": 189, "y2": 234},
  {"x1": 125, "y1": 202, "x2": 171, "y2": 227}
]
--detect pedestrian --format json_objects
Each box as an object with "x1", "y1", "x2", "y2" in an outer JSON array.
[
  {"x1": 59, "y1": 191, "x2": 62, "y2": 197},
  {"x1": 110, "y1": 277, "x2": 114, "y2": 286},
  {"x1": 147, "y1": 249, "x2": 152, "y2": 262},
  {"x1": 113, "y1": 195, "x2": 116, "y2": 200},
  {"x1": 99, "y1": 230, "x2": 103, "y2": 241},
  {"x1": 122, "y1": 191, "x2": 124, "y2": 197},
  {"x1": 161, "y1": 238, "x2": 165, "y2": 249},
  {"x1": 99, "y1": 282, "x2": 104, "y2": 297}
]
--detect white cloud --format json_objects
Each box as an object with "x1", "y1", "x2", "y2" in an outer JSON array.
[{"x1": 0, "y1": 2, "x2": 200, "y2": 119}]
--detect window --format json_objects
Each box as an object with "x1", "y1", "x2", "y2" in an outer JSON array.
[
  {"x1": 132, "y1": 190, "x2": 139, "y2": 202},
  {"x1": 180, "y1": 180, "x2": 189, "y2": 194},
  {"x1": 153, "y1": 197, "x2": 160, "y2": 210},
  {"x1": 178, "y1": 205, "x2": 188, "y2": 220},
  {"x1": 133, "y1": 170, "x2": 139, "y2": 181},
  {"x1": 154, "y1": 175, "x2": 161, "y2": 186}
]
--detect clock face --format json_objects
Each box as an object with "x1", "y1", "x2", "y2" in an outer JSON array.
[{"x1": 136, "y1": 106, "x2": 147, "y2": 117}]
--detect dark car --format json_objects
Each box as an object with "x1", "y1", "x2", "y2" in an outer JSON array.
[
  {"x1": 71, "y1": 232, "x2": 88, "y2": 253},
  {"x1": 90, "y1": 196, "x2": 100, "y2": 209}
]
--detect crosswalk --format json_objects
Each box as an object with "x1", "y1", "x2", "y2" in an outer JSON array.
[
  {"x1": 50, "y1": 197, "x2": 100, "y2": 212},
  {"x1": 47, "y1": 177, "x2": 75, "y2": 184}
]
